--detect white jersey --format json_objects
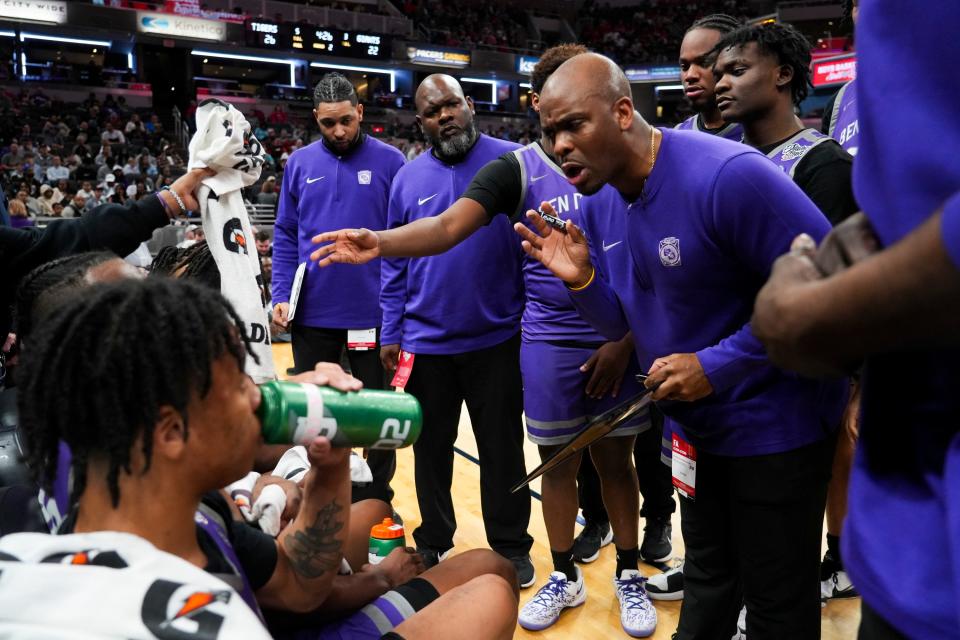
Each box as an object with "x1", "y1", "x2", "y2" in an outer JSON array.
[{"x1": 0, "y1": 531, "x2": 272, "y2": 640}]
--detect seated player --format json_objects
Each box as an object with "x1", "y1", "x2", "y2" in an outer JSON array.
[{"x1": 13, "y1": 277, "x2": 519, "y2": 639}]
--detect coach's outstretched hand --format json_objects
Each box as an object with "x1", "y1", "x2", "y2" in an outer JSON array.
[
  {"x1": 310, "y1": 228, "x2": 381, "y2": 266},
  {"x1": 514, "y1": 201, "x2": 593, "y2": 288}
]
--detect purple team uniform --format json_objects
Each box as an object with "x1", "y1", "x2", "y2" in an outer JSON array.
[
  {"x1": 511, "y1": 142, "x2": 649, "y2": 446},
  {"x1": 762, "y1": 128, "x2": 833, "y2": 178},
  {"x1": 273, "y1": 136, "x2": 405, "y2": 328},
  {"x1": 843, "y1": 3, "x2": 960, "y2": 636},
  {"x1": 675, "y1": 114, "x2": 744, "y2": 142},
  {"x1": 827, "y1": 78, "x2": 859, "y2": 155}
]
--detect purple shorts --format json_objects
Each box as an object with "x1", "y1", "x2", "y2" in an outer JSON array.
[
  {"x1": 520, "y1": 340, "x2": 651, "y2": 446},
  {"x1": 287, "y1": 577, "x2": 438, "y2": 640}
]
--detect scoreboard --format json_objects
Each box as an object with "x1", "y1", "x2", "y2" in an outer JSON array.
[{"x1": 245, "y1": 19, "x2": 388, "y2": 60}]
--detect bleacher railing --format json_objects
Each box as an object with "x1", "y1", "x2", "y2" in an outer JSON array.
[{"x1": 30, "y1": 203, "x2": 278, "y2": 230}]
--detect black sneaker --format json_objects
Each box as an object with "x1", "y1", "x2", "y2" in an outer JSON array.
[
  {"x1": 572, "y1": 520, "x2": 613, "y2": 563},
  {"x1": 416, "y1": 547, "x2": 450, "y2": 569},
  {"x1": 645, "y1": 560, "x2": 684, "y2": 601},
  {"x1": 510, "y1": 554, "x2": 537, "y2": 588},
  {"x1": 640, "y1": 515, "x2": 672, "y2": 563}
]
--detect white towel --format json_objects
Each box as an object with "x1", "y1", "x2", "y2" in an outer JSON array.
[
  {"x1": 251, "y1": 484, "x2": 286, "y2": 537},
  {"x1": 188, "y1": 99, "x2": 275, "y2": 383}
]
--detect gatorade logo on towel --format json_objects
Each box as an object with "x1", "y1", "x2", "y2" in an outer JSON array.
[{"x1": 188, "y1": 99, "x2": 274, "y2": 383}]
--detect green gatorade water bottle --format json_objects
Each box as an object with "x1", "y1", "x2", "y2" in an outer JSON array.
[
  {"x1": 257, "y1": 381, "x2": 422, "y2": 449},
  {"x1": 368, "y1": 517, "x2": 406, "y2": 565}
]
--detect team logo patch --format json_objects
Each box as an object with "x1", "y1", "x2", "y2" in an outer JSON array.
[
  {"x1": 780, "y1": 142, "x2": 806, "y2": 161},
  {"x1": 222, "y1": 218, "x2": 248, "y2": 255},
  {"x1": 659, "y1": 237, "x2": 681, "y2": 267},
  {"x1": 357, "y1": 170, "x2": 372, "y2": 185}
]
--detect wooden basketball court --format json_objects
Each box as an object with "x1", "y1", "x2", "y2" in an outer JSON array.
[{"x1": 274, "y1": 343, "x2": 860, "y2": 639}]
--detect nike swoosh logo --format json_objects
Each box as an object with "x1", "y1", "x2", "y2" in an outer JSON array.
[
  {"x1": 530, "y1": 174, "x2": 548, "y2": 182},
  {"x1": 418, "y1": 194, "x2": 438, "y2": 205},
  {"x1": 602, "y1": 240, "x2": 622, "y2": 252},
  {"x1": 306, "y1": 176, "x2": 325, "y2": 184}
]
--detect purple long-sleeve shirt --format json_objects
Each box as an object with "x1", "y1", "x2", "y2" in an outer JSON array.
[
  {"x1": 842, "y1": 3, "x2": 960, "y2": 637},
  {"x1": 272, "y1": 135, "x2": 404, "y2": 328},
  {"x1": 380, "y1": 134, "x2": 524, "y2": 354},
  {"x1": 572, "y1": 127, "x2": 847, "y2": 456}
]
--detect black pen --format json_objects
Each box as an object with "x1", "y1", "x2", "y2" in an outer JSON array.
[{"x1": 537, "y1": 207, "x2": 568, "y2": 234}]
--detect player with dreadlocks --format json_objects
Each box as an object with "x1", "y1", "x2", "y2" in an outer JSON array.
[
  {"x1": 675, "y1": 14, "x2": 744, "y2": 140},
  {"x1": 712, "y1": 22, "x2": 858, "y2": 225},
  {"x1": 151, "y1": 240, "x2": 221, "y2": 289},
  {"x1": 713, "y1": 21, "x2": 861, "y2": 609},
  {"x1": 13, "y1": 277, "x2": 520, "y2": 639}
]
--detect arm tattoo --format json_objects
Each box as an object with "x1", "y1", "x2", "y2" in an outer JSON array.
[{"x1": 283, "y1": 500, "x2": 345, "y2": 579}]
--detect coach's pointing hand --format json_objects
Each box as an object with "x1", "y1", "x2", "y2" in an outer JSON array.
[
  {"x1": 311, "y1": 228, "x2": 381, "y2": 266},
  {"x1": 514, "y1": 201, "x2": 593, "y2": 288}
]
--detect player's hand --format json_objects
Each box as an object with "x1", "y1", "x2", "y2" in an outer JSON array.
[
  {"x1": 581, "y1": 339, "x2": 632, "y2": 399},
  {"x1": 810, "y1": 213, "x2": 881, "y2": 276},
  {"x1": 273, "y1": 302, "x2": 290, "y2": 330},
  {"x1": 252, "y1": 476, "x2": 303, "y2": 531},
  {"x1": 303, "y1": 436, "x2": 351, "y2": 470},
  {"x1": 514, "y1": 201, "x2": 593, "y2": 287},
  {"x1": 310, "y1": 228, "x2": 381, "y2": 267},
  {"x1": 380, "y1": 343, "x2": 400, "y2": 373},
  {"x1": 364, "y1": 547, "x2": 426, "y2": 588},
  {"x1": 289, "y1": 362, "x2": 363, "y2": 392},
  {"x1": 644, "y1": 353, "x2": 713, "y2": 402},
  {"x1": 167, "y1": 167, "x2": 216, "y2": 214}
]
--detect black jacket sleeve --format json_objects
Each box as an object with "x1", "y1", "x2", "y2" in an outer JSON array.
[
  {"x1": 460, "y1": 152, "x2": 525, "y2": 223},
  {"x1": 0, "y1": 195, "x2": 169, "y2": 336}
]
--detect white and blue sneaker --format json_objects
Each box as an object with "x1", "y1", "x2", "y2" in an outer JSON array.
[
  {"x1": 518, "y1": 567, "x2": 587, "y2": 631},
  {"x1": 614, "y1": 570, "x2": 657, "y2": 637}
]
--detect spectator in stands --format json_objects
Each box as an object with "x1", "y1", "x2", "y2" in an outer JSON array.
[
  {"x1": 76, "y1": 181, "x2": 95, "y2": 203},
  {"x1": 45, "y1": 156, "x2": 69, "y2": 184},
  {"x1": 144, "y1": 114, "x2": 162, "y2": 135},
  {"x1": 100, "y1": 121, "x2": 125, "y2": 146},
  {"x1": 8, "y1": 198, "x2": 32, "y2": 228},
  {"x1": 62, "y1": 193, "x2": 87, "y2": 219},
  {"x1": 2, "y1": 142, "x2": 22, "y2": 169},
  {"x1": 121, "y1": 156, "x2": 139, "y2": 178},
  {"x1": 99, "y1": 172, "x2": 116, "y2": 192},
  {"x1": 34, "y1": 144, "x2": 52, "y2": 174},
  {"x1": 16, "y1": 190, "x2": 39, "y2": 217},
  {"x1": 124, "y1": 113, "x2": 145, "y2": 137},
  {"x1": 255, "y1": 176, "x2": 279, "y2": 207},
  {"x1": 268, "y1": 105, "x2": 288, "y2": 125},
  {"x1": 94, "y1": 143, "x2": 112, "y2": 167},
  {"x1": 109, "y1": 183, "x2": 126, "y2": 205},
  {"x1": 255, "y1": 229, "x2": 272, "y2": 257},
  {"x1": 125, "y1": 184, "x2": 138, "y2": 202},
  {"x1": 37, "y1": 185, "x2": 58, "y2": 216}
]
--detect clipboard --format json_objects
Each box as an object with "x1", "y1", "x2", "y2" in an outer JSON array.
[{"x1": 510, "y1": 381, "x2": 658, "y2": 493}]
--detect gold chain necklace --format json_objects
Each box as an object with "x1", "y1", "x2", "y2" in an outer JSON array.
[{"x1": 641, "y1": 126, "x2": 660, "y2": 196}]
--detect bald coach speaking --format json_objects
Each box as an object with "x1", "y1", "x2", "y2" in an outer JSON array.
[{"x1": 516, "y1": 53, "x2": 848, "y2": 640}]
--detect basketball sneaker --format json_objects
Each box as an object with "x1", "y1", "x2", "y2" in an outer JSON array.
[
  {"x1": 821, "y1": 569, "x2": 858, "y2": 601},
  {"x1": 646, "y1": 560, "x2": 684, "y2": 601},
  {"x1": 510, "y1": 554, "x2": 537, "y2": 588},
  {"x1": 518, "y1": 567, "x2": 587, "y2": 631},
  {"x1": 640, "y1": 515, "x2": 672, "y2": 563},
  {"x1": 614, "y1": 569, "x2": 657, "y2": 637},
  {"x1": 572, "y1": 520, "x2": 613, "y2": 563}
]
